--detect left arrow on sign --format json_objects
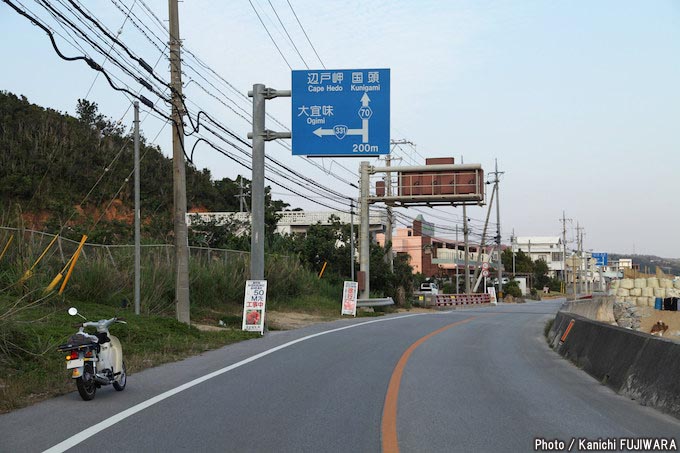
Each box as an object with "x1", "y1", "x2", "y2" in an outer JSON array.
[{"x1": 312, "y1": 94, "x2": 370, "y2": 142}]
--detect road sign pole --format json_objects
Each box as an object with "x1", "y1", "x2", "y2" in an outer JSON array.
[
  {"x1": 247, "y1": 85, "x2": 291, "y2": 281},
  {"x1": 251, "y1": 84, "x2": 265, "y2": 280}
]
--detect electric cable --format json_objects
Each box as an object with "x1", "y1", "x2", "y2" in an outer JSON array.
[
  {"x1": 286, "y1": 0, "x2": 325, "y2": 69},
  {"x1": 7, "y1": 0, "x2": 168, "y2": 116},
  {"x1": 267, "y1": 0, "x2": 308, "y2": 69},
  {"x1": 247, "y1": 0, "x2": 292, "y2": 70}
]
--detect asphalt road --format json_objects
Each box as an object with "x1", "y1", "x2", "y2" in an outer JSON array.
[{"x1": 1, "y1": 299, "x2": 679, "y2": 453}]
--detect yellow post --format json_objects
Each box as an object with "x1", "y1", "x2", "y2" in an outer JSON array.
[
  {"x1": 318, "y1": 261, "x2": 328, "y2": 279},
  {"x1": 0, "y1": 234, "x2": 13, "y2": 261},
  {"x1": 43, "y1": 256, "x2": 74, "y2": 296},
  {"x1": 59, "y1": 235, "x2": 88, "y2": 295},
  {"x1": 20, "y1": 234, "x2": 60, "y2": 283},
  {"x1": 43, "y1": 274, "x2": 64, "y2": 295}
]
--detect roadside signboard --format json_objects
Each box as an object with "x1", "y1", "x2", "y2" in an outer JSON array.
[
  {"x1": 487, "y1": 286, "x2": 498, "y2": 304},
  {"x1": 341, "y1": 281, "x2": 358, "y2": 316},
  {"x1": 592, "y1": 252, "x2": 608, "y2": 266},
  {"x1": 242, "y1": 280, "x2": 267, "y2": 334},
  {"x1": 291, "y1": 68, "x2": 390, "y2": 156}
]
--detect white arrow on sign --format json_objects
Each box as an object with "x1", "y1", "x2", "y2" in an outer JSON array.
[{"x1": 313, "y1": 93, "x2": 370, "y2": 143}]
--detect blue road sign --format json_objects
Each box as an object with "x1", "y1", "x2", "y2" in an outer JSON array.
[
  {"x1": 592, "y1": 252, "x2": 608, "y2": 266},
  {"x1": 291, "y1": 69, "x2": 390, "y2": 156}
]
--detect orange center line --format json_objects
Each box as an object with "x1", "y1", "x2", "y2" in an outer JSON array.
[{"x1": 381, "y1": 317, "x2": 477, "y2": 453}]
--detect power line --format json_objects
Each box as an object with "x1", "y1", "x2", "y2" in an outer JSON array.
[
  {"x1": 286, "y1": 0, "x2": 325, "y2": 69},
  {"x1": 247, "y1": 0, "x2": 292, "y2": 70},
  {"x1": 267, "y1": 0, "x2": 308, "y2": 69},
  {"x1": 82, "y1": 0, "x2": 137, "y2": 99}
]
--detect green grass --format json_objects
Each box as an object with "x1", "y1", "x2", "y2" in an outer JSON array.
[
  {"x1": 544, "y1": 318, "x2": 555, "y2": 342},
  {"x1": 0, "y1": 240, "x2": 353, "y2": 413},
  {"x1": 0, "y1": 296, "x2": 258, "y2": 413}
]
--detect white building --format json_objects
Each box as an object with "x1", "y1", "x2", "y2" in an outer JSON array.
[
  {"x1": 514, "y1": 236, "x2": 564, "y2": 277},
  {"x1": 187, "y1": 211, "x2": 388, "y2": 236}
]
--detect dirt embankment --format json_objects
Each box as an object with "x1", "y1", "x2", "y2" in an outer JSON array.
[{"x1": 638, "y1": 307, "x2": 680, "y2": 340}]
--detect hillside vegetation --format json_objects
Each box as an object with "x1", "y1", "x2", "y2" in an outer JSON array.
[{"x1": 0, "y1": 91, "x2": 286, "y2": 242}]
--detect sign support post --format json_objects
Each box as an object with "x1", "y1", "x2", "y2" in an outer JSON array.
[{"x1": 247, "y1": 85, "x2": 291, "y2": 281}]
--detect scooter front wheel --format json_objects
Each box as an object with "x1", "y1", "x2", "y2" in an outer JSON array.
[
  {"x1": 113, "y1": 361, "x2": 126, "y2": 391},
  {"x1": 76, "y1": 363, "x2": 96, "y2": 400}
]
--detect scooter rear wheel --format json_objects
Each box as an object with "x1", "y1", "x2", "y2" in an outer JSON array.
[
  {"x1": 76, "y1": 363, "x2": 96, "y2": 401},
  {"x1": 113, "y1": 361, "x2": 126, "y2": 391}
]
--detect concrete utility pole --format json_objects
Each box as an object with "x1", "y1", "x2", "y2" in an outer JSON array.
[
  {"x1": 383, "y1": 139, "x2": 410, "y2": 272},
  {"x1": 247, "y1": 85, "x2": 291, "y2": 281},
  {"x1": 169, "y1": 0, "x2": 190, "y2": 324},
  {"x1": 511, "y1": 229, "x2": 516, "y2": 275},
  {"x1": 455, "y1": 225, "x2": 459, "y2": 294},
  {"x1": 236, "y1": 179, "x2": 248, "y2": 213},
  {"x1": 133, "y1": 102, "x2": 141, "y2": 316},
  {"x1": 350, "y1": 199, "x2": 355, "y2": 281},
  {"x1": 463, "y1": 206, "x2": 470, "y2": 294},
  {"x1": 384, "y1": 153, "x2": 393, "y2": 272},
  {"x1": 561, "y1": 211, "x2": 570, "y2": 284},
  {"x1": 492, "y1": 159, "x2": 504, "y2": 298},
  {"x1": 359, "y1": 161, "x2": 370, "y2": 299},
  {"x1": 576, "y1": 222, "x2": 583, "y2": 295}
]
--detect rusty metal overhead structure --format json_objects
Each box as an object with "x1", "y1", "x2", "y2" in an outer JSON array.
[{"x1": 371, "y1": 163, "x2": 485, "y2": 207}]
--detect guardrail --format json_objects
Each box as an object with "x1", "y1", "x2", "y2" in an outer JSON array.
[
  {"x1": 356, "y1": 297, "x2": 394, "y2": 307},
  {"x1": 434, "y1": 293, "x2": 491, "y2": 307}
]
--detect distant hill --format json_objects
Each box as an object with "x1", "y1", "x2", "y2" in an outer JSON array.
[
  {"x1": 0, "y1": 91, "x2": 287, "y2": 243},
  {"x1": 609, "y1": 253, "x2": 680, "y2": 277}
]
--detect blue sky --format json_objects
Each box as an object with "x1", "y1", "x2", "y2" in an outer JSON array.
[{"x1": 1, "y1": 1, "x2": 679, "y2": 257}]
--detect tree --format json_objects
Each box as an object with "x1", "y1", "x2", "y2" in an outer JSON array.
[
  {"x1": 533, "y1": 258, "x2": 551, "y2": 289},
  {"x1": 501, "y1": 248, "x2": 533, "y2": 274}
]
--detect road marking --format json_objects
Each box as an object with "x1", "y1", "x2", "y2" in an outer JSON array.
[
  {"x1": 44, "y1": 312, "x2": 437, "y2": 453},
  {"x1": 381, "y1": 317, "x2": 476, "y2": 453}
]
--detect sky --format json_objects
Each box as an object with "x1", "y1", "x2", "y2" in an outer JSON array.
[{"x1": 1, "y1": 0, "x2": 679, "y2": 258}]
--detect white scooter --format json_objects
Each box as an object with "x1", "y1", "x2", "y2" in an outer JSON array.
[{"x1": 57, "y1": 307, "x2": 127, "y2": 400}]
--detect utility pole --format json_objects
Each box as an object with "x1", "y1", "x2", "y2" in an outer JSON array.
[
  {"x1": 384, "y1": 153, "x2": 393, "y2": 272},
  {"x1": 461, "y1": 154, "x2": 470, "y2": 294},
  {"x1": 511, "y1": 229, "x2": 516, "y2": 275},
  {"x1": 491, "y1": 159, "x2": 504, "y2": 298},
  {"x1": 359, "y1": 161, "x2": 370, "y2": 299},
  {"x1": 247, "y1": 85, "x2": 291, "y2": 281},
  {"x1": 383, "y1": 140, "x2": 410, "y2": 272},
  {"x1": 350, "y1": 199, "x2": 355, "y2": 281},
  {"x1": 236, "y1": 179, "x2": 248, "y2": 213},
  {"x1": 576, "y1": 222, "x2": 583, "y2": 295},
  {"x1": 463, "y1": 207, "x2": 470, "y2": 294},
  {"x1": 133, "y1": 102, "x2": 141, "y2": 316},
  {"x1": 560, "y1": 211, "x2": 571, "y2": 284},
  {"x1": 455, "y1": 225, "x2": 459, "y2": 294},
  {"x1": 169, "y1": 0, "x2": 190, "y2": 324}
]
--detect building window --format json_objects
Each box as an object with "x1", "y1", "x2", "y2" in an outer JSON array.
[{"x1": 552, "y1": 252, "x2": 562, "y2": 262}]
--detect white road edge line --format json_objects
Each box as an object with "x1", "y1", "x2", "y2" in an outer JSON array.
[{"x1": 44, "y1": 312, "x2": 434, "y2": 453}]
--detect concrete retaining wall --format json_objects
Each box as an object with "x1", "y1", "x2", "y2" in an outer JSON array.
[
  {"x1": 560, "y1": 297, "x2": 616, "y2": 324},
  {"x1": 548, "y1": 312, "x2": 680, "y2": 419}
]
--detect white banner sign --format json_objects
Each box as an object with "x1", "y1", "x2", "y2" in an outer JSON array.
[
  {"x1": 341, "y1": 281, "x2": 358, "y2": 316},
  {"x1": 242, "y1": 280, "x2": 267, "y2": 334},
  {"x1": 487, "y1": 286, "x2": 498, "y2": 304}
]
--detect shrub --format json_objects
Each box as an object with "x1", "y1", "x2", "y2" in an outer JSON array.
[{"x1": 504, "y1": 280, "x2": 522, "y2": 298}]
